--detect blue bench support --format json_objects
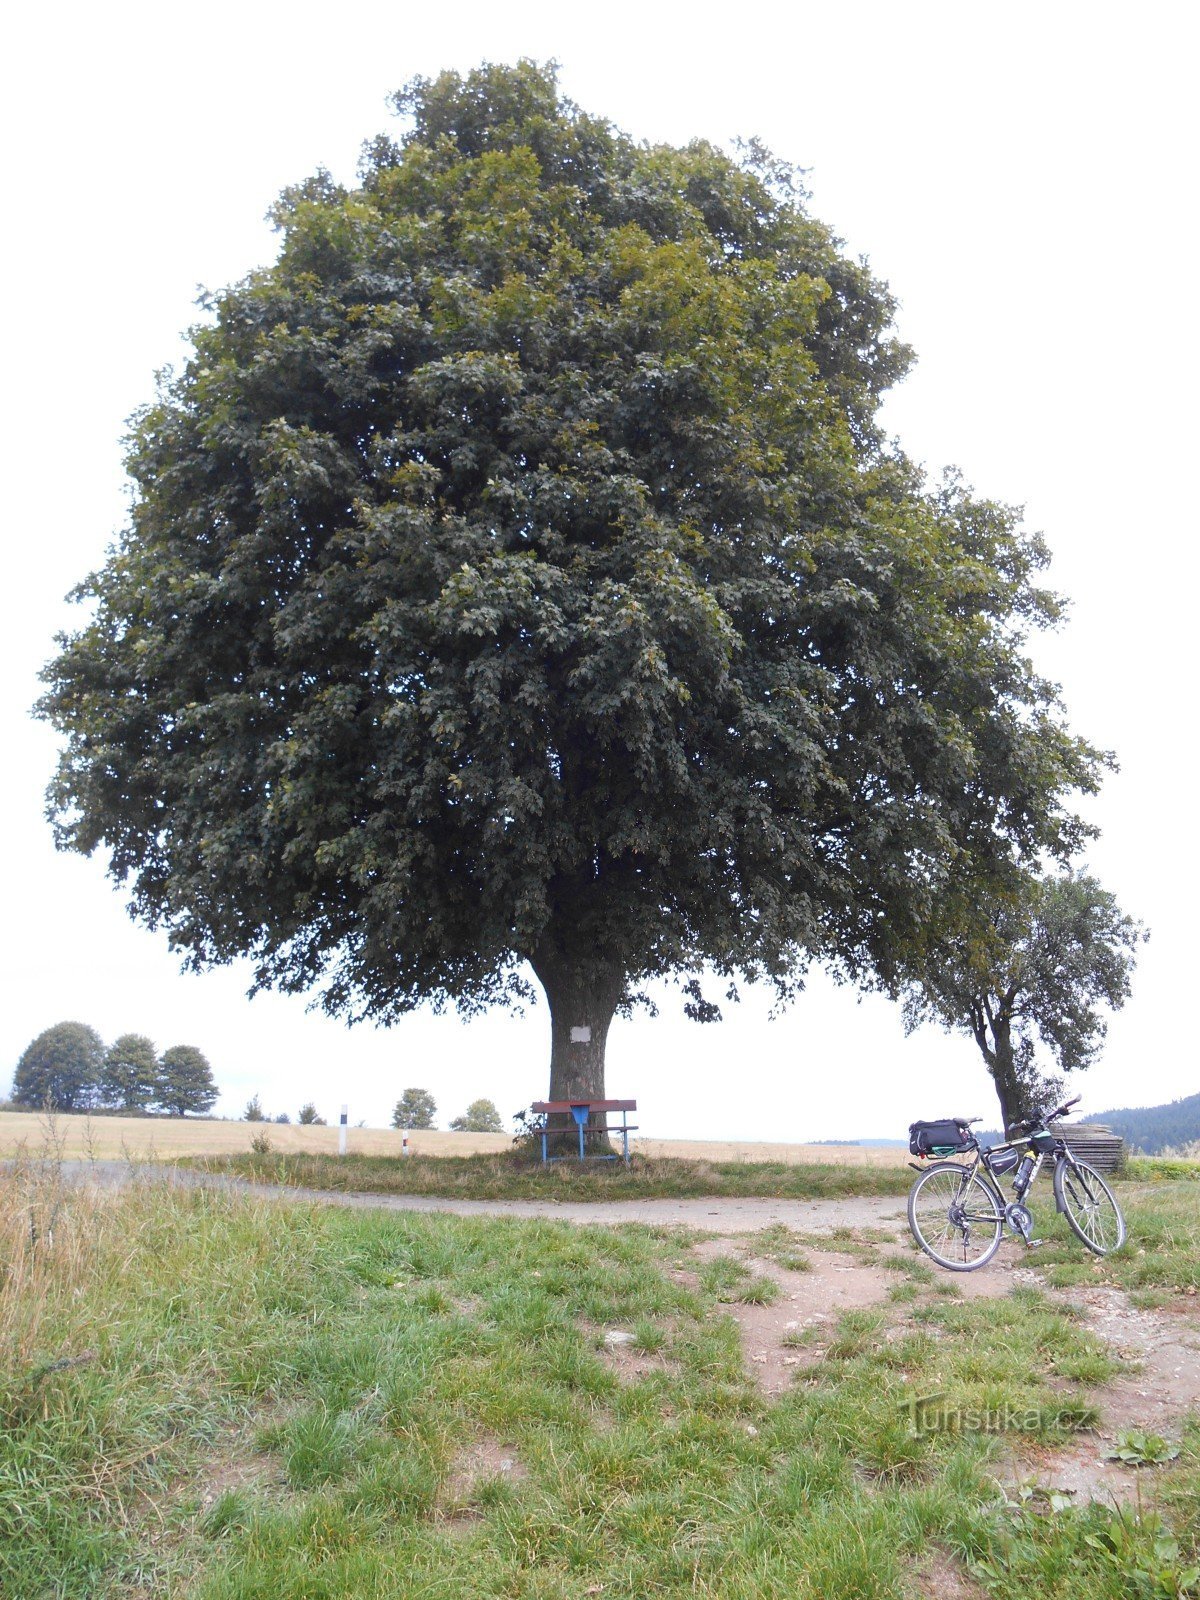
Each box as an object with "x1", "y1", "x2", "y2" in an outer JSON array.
[{"x1": 531, "y1": 1100, "x2": 638, "y2": 1167}]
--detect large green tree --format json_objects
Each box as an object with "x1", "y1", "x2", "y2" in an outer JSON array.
[
  {"x1": 902, "y1": 871, "x2": 1145, "y2": 1130},
  {"x1": 13, "y1": 1022, "x2": 105, "y2": 1111},
  {"x1": 101, "y1": 1032, "x2": 159, "y2": 1111},
  {"x1": 392, "y1": 1088, "x2": 437, "y2": 1130},
  {"x1": 156, "y1": 1045, "x2": 219, "y2": 1116},
  {"x1": 40, "y1": 62, "x2": 1102, "y2": 1106}
]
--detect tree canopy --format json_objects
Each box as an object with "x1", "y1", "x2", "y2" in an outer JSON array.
[
  {"x1": 102, "y1": 1033, "x2": 159, "y2": 1112},
  {"x1": 13, "y1": 1022, "x2": 105, "y2": 1111},
  {"x1": 902, "y1": 871, "x2": 1145, "y2": 1129},
  {"x1": 156, "y1": 1045, "x2": 219, "y2": 1116},
  {"x1": 449, "y1": 1096, "x2": 505, "y2": 1132},
  {"x1": 40, "y1": 61, "x2": 1103, "y2": 1103},
  {"x1": 392, "y1": 1088, "x2": 437, "y2": 1129}
]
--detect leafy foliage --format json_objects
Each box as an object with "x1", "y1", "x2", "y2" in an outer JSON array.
[
  {"x1": 12, "y1": 1023, "x2": 105, "y2": 1111},
  {"x1": 101, "y1": 1033, "x2": 159, "y2": 1112},
  {"x1": 297, "y1": 1101, "x2": 326, "y2": 1125},
  {"x1": 242, "y1": 1095, "x2": 265, "y2": 1122},
  {"x1": 156, "y1": 1045, "x2": 218, "y2": 1116},
  {"x1": 903, "y1": 871, "x2": 1145, "y2": 1128},
  {"x1": 40, "y1": 62, "x2": 1104, "y2": 1099},
  {"x1": 1108, "y1": 1429, "x2": 1181, "y2": 1466},
  {"x1": 448, "y1": 1096, "x2": 505, "y2": 1132},
  {"x1": 392, "y1": 1087, "x2": 437, "y2": 1129}
]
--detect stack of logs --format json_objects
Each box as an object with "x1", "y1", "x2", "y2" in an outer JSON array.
[{"x1": 1051, "y1": 1122, "x2": 1126, "y2": 1174}]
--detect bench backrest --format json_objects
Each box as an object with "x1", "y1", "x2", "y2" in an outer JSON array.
[{"x1": 531, "y1": 1099, "x2": 636, "y2": 1114}]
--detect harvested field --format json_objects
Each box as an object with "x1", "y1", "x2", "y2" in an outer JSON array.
[{"x1": 0, "y1": 1109, "x2": 909, "y2": 1166}]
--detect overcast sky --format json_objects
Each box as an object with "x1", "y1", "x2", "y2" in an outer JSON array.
[{"x1": 2, "y1": 2, "x2": 1195, "y2": 1138}]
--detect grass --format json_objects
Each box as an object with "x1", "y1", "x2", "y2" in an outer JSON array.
[
  {"x1": 1031, "y1": 1181, "x2": 1200, "y2": 1305},
  {"x1": 2, "y1": 1156, "x2": 1198, "y2": 1599},
  {"x1": 182, "y1": 1148, "x2": 917, "y2": 1201}
]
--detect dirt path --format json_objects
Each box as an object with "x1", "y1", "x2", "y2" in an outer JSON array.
[{"x1": 54, "y1": 1159, "x2": 910, "y2": 1234}]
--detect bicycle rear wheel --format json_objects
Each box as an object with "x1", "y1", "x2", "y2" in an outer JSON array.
[
  {"x1": 1054, "y1": 1158, "x2": 1125, "y2": 1255},
  {"x1": 907, "y1": 1163, "x2": 1003, "y2": 1271}
]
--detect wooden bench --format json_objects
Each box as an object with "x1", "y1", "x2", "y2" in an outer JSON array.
[{"x1": 530, "y1": 1100, "x2": 638, "y2": 1166}]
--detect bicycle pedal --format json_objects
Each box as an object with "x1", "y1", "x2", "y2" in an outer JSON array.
[{"x1": 1025, "y1": 1239, "x2": 1044, "y2": 1250}]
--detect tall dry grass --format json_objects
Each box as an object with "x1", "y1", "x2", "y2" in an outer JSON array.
[{"x1": 0, "y1": 1115, "x2": 109, "y2": 1371}]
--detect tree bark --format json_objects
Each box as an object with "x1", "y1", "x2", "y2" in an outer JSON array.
[
  {"x1": 531, "y1": 949, "x2": 624, "y2": 1155},
  {"x1": 989, "y1": 1017, "x2": 1023, "y2": 1133}
]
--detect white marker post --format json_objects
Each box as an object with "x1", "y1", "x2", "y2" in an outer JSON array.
[{"x1": 338, "y1": 1104, "x2": 348, "y2": 1157}]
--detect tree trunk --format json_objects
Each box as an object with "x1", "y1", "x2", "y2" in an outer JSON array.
[
  {"x1": 531, "y1": 950, "x2": 624, "y2": 1155},
  {"x1": 989, "y1": 1019, "x2": 1023, "y2": 1134}
]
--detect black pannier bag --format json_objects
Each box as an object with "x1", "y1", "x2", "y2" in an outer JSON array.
[{"x1": 909, "y1": 1119, "x2": 973, "y2": 1157}]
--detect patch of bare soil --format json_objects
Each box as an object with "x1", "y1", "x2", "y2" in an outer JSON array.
[
  {"x1": 1007, "y1": 1284, "x2": 1200, "y2": 1504},
  {"x1": 441, "y1": 1436, "x2": 527, "y2": 1526},
  {"x1": 195, "y1": 1451, "x2": 280, "y2": 1509},
  {"x1": 593, "y1": 1328, "x2": 680, "y2": 1384},
  {"x1": 687, "y1": 1235, "x2": 1029, "y2": 1395},
  {"x1": 906, "y1": 1546, "x2": 989, "y2": 1598}
]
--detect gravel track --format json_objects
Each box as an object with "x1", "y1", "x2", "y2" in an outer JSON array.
[{"x1": 52, "y1": 1159, "x2": 909, "y2": 1235}]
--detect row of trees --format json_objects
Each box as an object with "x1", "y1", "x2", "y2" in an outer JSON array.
[
  {"x1": 12, "y1": 1022, "x2": 218, "y2": 1116},
  {"x1": 391, "y1": 1090, "x2": 505, "y2": 1133},
  {"x1": 243, "y1": 1097, "x2": 327, "y2": 1124}
]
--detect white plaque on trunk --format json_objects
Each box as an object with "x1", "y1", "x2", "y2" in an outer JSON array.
[{"x1": 570, "y1": 1025, "x2": 592, "y2": 1043}]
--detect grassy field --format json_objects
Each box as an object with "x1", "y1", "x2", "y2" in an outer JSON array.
[
  {"x1": 189, "y1": 1148, "x2": 916, "y2": 1201},
  {"x1": 0, "y1": 1110, "x2": 911, "y2": 1167},
  {"x1": 2, "y1": 1153, "x2": 1198, "y2": 1598}
]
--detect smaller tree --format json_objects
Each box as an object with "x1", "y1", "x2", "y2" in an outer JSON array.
[
  {"x1": 101, "y1": 1033, "x2": 159, "y2": 1112},
  {"x1": 275, "y1": 1112, "x2": 290, "y2": 1124},
  {"x1": 297, "y1": 1102, "x2": 326, "y2": 1125},
  {"x1": 904, "y1": 871, "x2": 1146, "y2": 1131},
  {"x1": 449, "y1": 1098, "x2": 505, "y2": 1133},
  {"x1": 391, "y1": 1088, "x2": 437, "y2": 1130},
  {"x1": 13, "y1": 1022, "x2": 105, "y2": 1111},
  {"x1": 243, "y1": 1094, "x2": 266, "y2": 1122},
  {"x1": 154, "y1": 1045, "x2": 218, "y2": 1116}
]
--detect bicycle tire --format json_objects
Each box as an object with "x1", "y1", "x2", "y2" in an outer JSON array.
[
  {"x1": 1054, "y1": 1158, "x2": 1126, "y2": 1256},
  {"x1": 907, "y1": 1162, "x2": 1004, "y2": 1271}
]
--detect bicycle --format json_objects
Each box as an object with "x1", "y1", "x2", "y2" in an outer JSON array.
[{"x1": 906, "y1": 1094, "x2": 1126, "y2": 1271}]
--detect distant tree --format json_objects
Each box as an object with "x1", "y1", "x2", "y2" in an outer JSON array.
[
  {"x1": 449, "y1": 1097, "x2": 505, "y2": 1133},
  {"x1": 152, "y1": 1045, "x2": 218, "y2": 1116},
  {"x1": 243, "y1": 1094, "x2": 265, "y2": 1122},
  {"x1": 100, "y1": 1033, "x2": 159, "y2": 1112},
  {"x1": 392, "y1": 1088, "x2": 437, "y2": 1130},
  {"x1": 13, "y1": 1022, "x2": 105, "y2": 1111},
  {"x1": 297, "y1": 1102, "x2": 326, "y2": 1125},
  {"x1": 275, "y1": 1112, "x2": 290, "y2": 1124},
  {"x1": 903, "y1": 871, "x2": 1146, "y2": 1131}
]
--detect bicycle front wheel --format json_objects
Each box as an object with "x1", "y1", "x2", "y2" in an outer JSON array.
[
  {"x1": 907, "y1": 1163, "x2": 1003, "y2": 1271},
  {"x1": 1054, "y1": 1158, "x2": 1126, "y2": 1255}
]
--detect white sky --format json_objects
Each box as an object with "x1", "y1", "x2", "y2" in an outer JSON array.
[{"x1": 2, "y1": 2, "x2": 1196, "y2": 1138}]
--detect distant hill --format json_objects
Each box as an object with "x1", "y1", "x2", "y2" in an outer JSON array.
[{"x1": 1093, "y1": 1092, "x2": 1200, "y2": 1155}]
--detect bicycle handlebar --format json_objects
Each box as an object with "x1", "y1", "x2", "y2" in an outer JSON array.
[{"x1": 1006, "y1": 1094, "x2": 1082, "y2": 1137}]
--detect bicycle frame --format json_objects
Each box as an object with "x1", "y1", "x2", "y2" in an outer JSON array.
[{"x1": 940, "y1": 1131, "x2": 1084, "y2": 1223}]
